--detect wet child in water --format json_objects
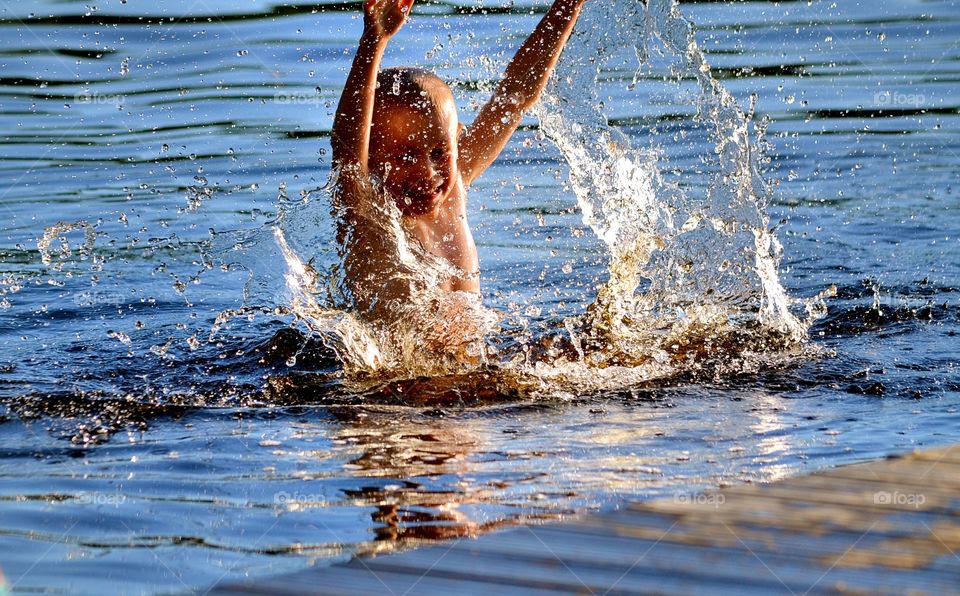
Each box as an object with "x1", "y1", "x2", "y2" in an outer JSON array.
[{"x1": 332, "y1": 0, "x2": 586, "y2": 326}]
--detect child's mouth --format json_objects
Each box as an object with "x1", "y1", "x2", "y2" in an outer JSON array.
[{"x1": 403, "y1": 182, "x2": 444, "y2": 204}]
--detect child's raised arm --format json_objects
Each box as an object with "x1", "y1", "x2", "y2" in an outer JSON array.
[
  {"x1": 332, "y1": 0, "x2": 415, "y2": 178},
  {"x1": 458, "y1": 0, "x2": 587, "y2": 185}
]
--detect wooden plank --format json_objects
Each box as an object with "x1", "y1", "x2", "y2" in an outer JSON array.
[
  {"x1": 816, "y1": 459, "x2": 960, "y2": 490},
  {"x1": 364, "y1": 524, "x2": 960, "y2": 593},
  {"x1": 548, "y1": 511, "x2": 960, "y2": 583},
  {"x1": 343, "y1": 540, "x2": 840, "y2": 595},
  {"x1": 726, "y1": 472, "x2": 960, "y2": 504},
  {"x1": 222, "y1": 564, "x2": 560, "y2": 596},
  {"x1": 213, "y1": 443, "x2": 960, "y2": 595},
  {"x1": 907, "y1": 445, "x2": 960, "y2": 463},
  {"x1": 636, "y1": 485, "x2": 958, "y2": 527}
]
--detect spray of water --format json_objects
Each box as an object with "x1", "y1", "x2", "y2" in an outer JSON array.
[
  {"x1": 256, "y1": 174, "x2": 498, "y2": 377},
  {"x1": 37, "y1": 220, "x2": 98, "y2": 270},
  {"x1": 530, "y1": 0, "x2": 830, "y2": 375}
]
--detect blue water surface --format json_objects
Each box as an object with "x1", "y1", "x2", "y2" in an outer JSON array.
[{"x1": 0, "y1": 0, "x2": 958, "y2": 592}]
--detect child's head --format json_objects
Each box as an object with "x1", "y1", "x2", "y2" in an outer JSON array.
[{"x1": 370, "y1": 67, "x2": 461, "y2": 216}]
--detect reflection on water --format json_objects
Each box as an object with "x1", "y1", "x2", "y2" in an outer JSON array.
[
  {"x1": 0, "y1": 0, "x2": 958, "y2": 592},
  {"x1": 746, "y1": 391, "x2": 794, "y2": 483},
  {"x1": 336, "y1": 417, "x2": 500, "y2": 544}
]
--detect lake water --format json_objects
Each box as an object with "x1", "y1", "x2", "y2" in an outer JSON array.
[{"x1": 0, "y1": 0, "x2": 958, "y2": 593}]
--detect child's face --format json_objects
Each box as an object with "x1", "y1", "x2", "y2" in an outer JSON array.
[{"x1": 370, "y1": 94, "x2": 459, "y2": 217}]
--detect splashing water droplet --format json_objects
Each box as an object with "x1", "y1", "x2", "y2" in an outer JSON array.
[
  {"x1": 37, "y1": 220, "x2": 97, "y2": 270},
  {"x1": 107, "y1": 330, "x2": 131, "y2": 345}
]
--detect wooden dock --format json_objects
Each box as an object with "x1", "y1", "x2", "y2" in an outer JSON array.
[{"x1": 216, "y1": 444, "x2": 960, "y2": 594}]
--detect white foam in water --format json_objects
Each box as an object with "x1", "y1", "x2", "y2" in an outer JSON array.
[{"x1": 254, "y1": 0, "x2": 830, "y2": 387}]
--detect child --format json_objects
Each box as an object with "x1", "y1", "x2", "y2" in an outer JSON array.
[{"x1": 332, "y1": 0, "x2": 585, "y2": 333}]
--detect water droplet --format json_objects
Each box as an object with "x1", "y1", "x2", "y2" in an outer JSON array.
[{"x1": 107, "y1": 330, "x2": 131, "y2": 345}]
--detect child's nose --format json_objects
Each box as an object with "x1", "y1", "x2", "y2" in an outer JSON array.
[{"x1": 425, "y1": 156, "x2": 440, "y2": 177}]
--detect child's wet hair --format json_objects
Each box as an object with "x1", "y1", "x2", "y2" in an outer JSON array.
[{"x1": 375, "y1": 66, "x2": 452, "y2": 112}]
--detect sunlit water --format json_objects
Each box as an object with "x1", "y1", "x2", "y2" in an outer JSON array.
[{"x1": 0, "y1": 0, "x2": 958, "y2": 593}]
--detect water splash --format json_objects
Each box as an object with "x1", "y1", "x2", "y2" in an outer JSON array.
[
  {"x1": 272, "y1": 175, "x2": 499, "y2": 376},
  {"x1": 532, "y1": 0, "x2": 826, "y2": 372},
  {"x1": 38, "y1": 220, "x2": 98, "y2": 271}
]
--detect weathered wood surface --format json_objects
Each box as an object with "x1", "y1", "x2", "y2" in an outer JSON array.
[{"x1": 216, "y1": 444, "x2": 960, "y2": 595}]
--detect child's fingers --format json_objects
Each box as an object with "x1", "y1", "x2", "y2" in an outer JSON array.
[{"x1": 365, "y1": 0, "x2": 388, "y2": 14}]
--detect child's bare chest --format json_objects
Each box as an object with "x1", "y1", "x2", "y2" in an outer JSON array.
[{"x1": 404, "y1": 187, "x2": 479, "y2": 292}]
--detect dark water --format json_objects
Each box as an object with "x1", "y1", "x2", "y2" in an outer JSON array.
[{"x1": 0, "y1": 0, "x2": 958, "y2": 592}]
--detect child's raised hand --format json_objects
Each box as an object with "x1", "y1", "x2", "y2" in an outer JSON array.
[{"x1": 364, "y1": 0, "x2": 415, "y2": 38}]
